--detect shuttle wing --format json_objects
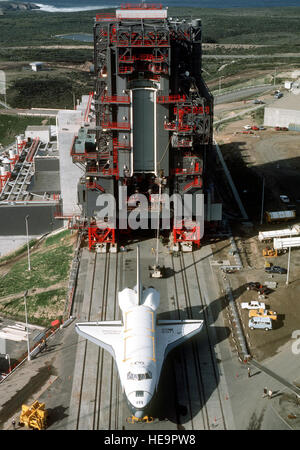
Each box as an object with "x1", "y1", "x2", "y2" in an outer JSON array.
[
  {"x1": 75, "y1": 321, "x2": 123, "y2": 359},
  {"x1": 156, "y1": 319, "x2": 203, "y2": 359}
]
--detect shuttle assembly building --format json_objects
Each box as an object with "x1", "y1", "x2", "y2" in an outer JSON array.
[{"x1": 70, "y1": 3, "x2": 220, "y2": 251}]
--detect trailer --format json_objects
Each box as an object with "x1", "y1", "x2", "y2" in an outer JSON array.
[
  {"x1": 258, "y1": 224, "x2": 300, "y2": 241},
  {"x1": 273, "y1": 236, "x2": 300, "y2": 250},
  {"x1": 265, "y1": 211, "x2": 296, "y2": 223}
]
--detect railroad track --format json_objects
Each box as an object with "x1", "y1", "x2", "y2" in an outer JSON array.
[
  {"x1": 68, "y1": 242, "x2": 227, "y2": 430},
  {"x1": 69, "y1": 251, "x2": 124, "y2": 430},
  {"x1": 167, "y1": 251, "x2": 227, "y2": 430}
]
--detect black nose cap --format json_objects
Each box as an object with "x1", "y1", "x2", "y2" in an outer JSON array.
[{"x1": 134, "y1": 409, "x2": 145, "y2": 419}]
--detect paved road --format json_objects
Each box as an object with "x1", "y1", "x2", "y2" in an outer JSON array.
[
  {"x1": 214, "y1": 85, "x2": 273, "y2": 105},
  {"x1": 1, "y1": 85, "x2": 273, "y2": 117},
  {"x1": 204, "y1": 53, "x2": 300, "y2": 60},
  {"x1": 1, "y1": 238, "x2": 297, "y2": 430},
  {"x1": 0, "y1": 107, "x2": 59, "y2": 117}
]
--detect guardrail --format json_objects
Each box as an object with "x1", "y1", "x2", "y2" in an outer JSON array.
[{"x1": 64, "y1": 231, "x2": 83, "y2": 320}]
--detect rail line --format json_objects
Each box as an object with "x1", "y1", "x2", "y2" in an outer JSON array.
[
  {"x1": 191, "y1": 251, "x2": 227, "y2": 430},
  {"x1": 74, "y1": 252, "x2": 98, "y2": 429},
  {"x1": 72, "y1": 251, "x2": 123, "y2": 430},
  {"x1": 170, "y1": 253, "x2": 208, "y2": 429},
  {"x1": 71, "y1": 244, "x2": 227, "y2": 430},
  {"x1": 169, "y1": 251, "x2": 227, "y2": 430}
]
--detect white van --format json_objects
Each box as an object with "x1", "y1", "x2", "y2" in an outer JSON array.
[{"x1": 248, "y1": 317, "x2": 272, "y2": 331}]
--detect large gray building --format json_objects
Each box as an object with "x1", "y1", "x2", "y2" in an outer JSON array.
[
  {"x1": 264, "y1": 92, "x2": 300, "y2": 128},
  {"x1": 0, "y1": 101, "x2": 91, "y2": 256},
  {"x1": 0, "y1": 127, "x2": 63, "y2": 255}
]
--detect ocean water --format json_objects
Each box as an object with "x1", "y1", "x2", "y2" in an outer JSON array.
[{"x1": 28, "y1": 0, "x2": 300, "y2": 13}]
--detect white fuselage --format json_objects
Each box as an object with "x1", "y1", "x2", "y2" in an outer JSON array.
[
  {"x1": 75, "y1": 279, "x2": 203, "y2": 420},
  {"x1": 117, "y1": 304, "x2": 158, "y2": 417}
]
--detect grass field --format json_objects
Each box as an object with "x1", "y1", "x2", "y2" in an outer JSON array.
[
  {"x1": 0, "y1": 114, "x2": 56, "y2": 146},
  {"x1": 0, "y1": 6, "x2": 300, "y2": 47},
  {"x1": 0, "y1": 288, "x2": 67, "y2": 327},
  {"x1": 0, "y1": 229, "x2": 75, "y2": 327},
  {"x1": 0, "y1": 6, "x2": 299, "y2": 108}
]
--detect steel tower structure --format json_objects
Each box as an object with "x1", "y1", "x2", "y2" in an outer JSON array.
[{"x1": 71, "y1": 3, "x2": 215, "y2": 251}]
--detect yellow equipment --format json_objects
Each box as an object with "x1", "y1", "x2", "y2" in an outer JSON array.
[
  {"x1": 19, "y1": 401, "x2": 47, "y2": 430},
  {"x1": 249, "y1": 309, "x2": 277, "y2": 320},
  {"x1": 263, "y1": 247, "x2": 278, "y2": 257},
  {"x1": 126, "y1": 415, "x2": 154, "y2": 424}
]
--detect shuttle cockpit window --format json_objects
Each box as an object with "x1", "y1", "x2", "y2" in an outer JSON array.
[{"x1": 127, "y1": 371, "x2": 152, "y2": 380}]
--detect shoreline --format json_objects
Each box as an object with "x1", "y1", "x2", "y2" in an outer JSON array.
[{"x1": 32, "y1": 3, "x2": 118, "y2": 13}]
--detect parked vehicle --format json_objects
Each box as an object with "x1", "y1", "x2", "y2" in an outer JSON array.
[
  {"x1": 263, "y1": 247, "x2": 278, "y2": 257},
  {"x1": 280, "y1": 194, "x2": 290, "y2": 203},
  {"x1": 265, "y1": 210, "x2": 296, "y2": 223},
  {"x1": 274, "y1": 92, "x2": 283, "y2": 99},
  {"x1": 251, "y1": 126, "x2": 259, "y2": 130},
  {"x1": 241, "y1": 300, "x2": 266, "y2": 310},
  {"x1": 243, "y1": 125, "x2": 252, "y2": 130},
  {"x1": 249, "y1": 309, "x2": 277, "y2": 320},
  {"x1": 248, "y1": 317, "x2": 272, "y2": 330},
  {"x1": 253, "y1": 99, "x2": 264, "y2": 104},
  {"x1": 259, "y1": 126, "x2": 266, "y2": 130},
  {"x1": 246, "y1": 282, "x2": 271, "y2": 295},
  {"x1": 265, "y1": 265, "x2": 287, "y2": 274},
  {"x1": 221, "y1": 267, "x2": 236, "y2": 273}
]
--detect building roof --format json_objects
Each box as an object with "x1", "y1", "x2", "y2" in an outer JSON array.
[
  {"x1": 266, "y1": 93, "x2": 300, "y2": 111},
  {"x1": 30, "y1": 62, "x2": 43, "y2": 66},
  {"x1": 30, "y1": 171, "x2": 60, "y2": 194}
]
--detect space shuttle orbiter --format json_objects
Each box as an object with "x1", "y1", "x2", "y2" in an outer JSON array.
[{"x1": 75, "y1": 246, "x2": 203, "y2": 419}]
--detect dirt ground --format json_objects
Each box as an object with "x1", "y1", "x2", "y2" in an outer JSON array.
[{"x1": 213, "y1": 110, "x2": 300, "y2": 361}]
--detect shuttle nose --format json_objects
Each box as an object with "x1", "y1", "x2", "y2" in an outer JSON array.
[{"x1": 127, "y1": 390, "x2": 153, "y2": 417}]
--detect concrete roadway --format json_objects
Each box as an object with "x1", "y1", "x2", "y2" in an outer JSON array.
[
  {"x1": 214, "y1": 85, "x2": 274, "y2": 105},
  {"x1": 203, "y1": 53, "x2": 300, "y2": 60},
  {"x1": 1, "y1": 238, "x2": 296, "y2": 430}
]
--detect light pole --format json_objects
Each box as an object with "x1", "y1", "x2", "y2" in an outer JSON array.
[
  {"x1": 260, "y1": 176, "x2": 265, "y2": 225},
  {"x1": 286, "y1": 229, "x2": 292, "y2": 285},
  {"x1": 25, "y1": 215, "x2": 31, "y2": 271},
  {"x1": 72, "y1": 91, "x2": 76, "y2": 110},
  {"x1": 5, "y1": 353, "x2": 11, "y2": 373},
  {"x1": 219, "y1": 76, "x2": 224, "y2": 94},
  {"x1": 24, "y1": 290, "x2": 31, "y2": 361},
  {"x1": 155, "y1": 180, "x2": 162, "y2": 268}
]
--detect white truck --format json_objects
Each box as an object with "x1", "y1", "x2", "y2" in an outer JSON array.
[{"x1": 241, "y1": 300, "x2": 266, "y2": 310}]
